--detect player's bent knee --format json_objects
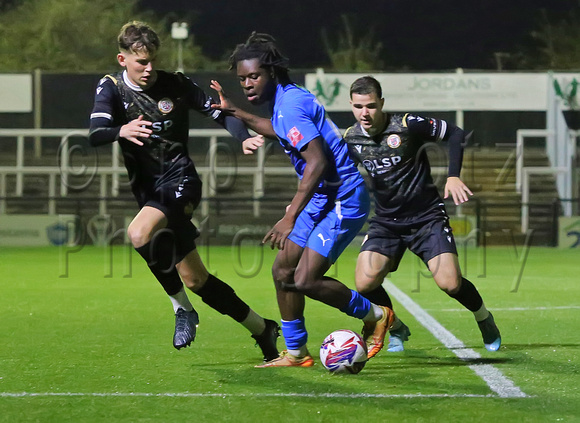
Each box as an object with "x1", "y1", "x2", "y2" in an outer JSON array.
[
  {"x1": 294, "y1": 266, "x2": 319, "y2": 293},
  {"x1": 433, "y1": 267, "x2": 462, "y2": 295},
  {"x1": 181, "y1": 272, "x2": 207, "y2": 290},
  {"x1": 292, "y1": 268, "x2": 317, "y2": 293},
  {"x1": 272, "y1": 263, "x2": 296, "y2": 291},
  {"x1": 292, "y1": 277, "x2": 310, "y2": 292},
  {"x1": 355, "y1": 277, "x2": 381, "y2": 293},
  {"x1": 127, "y1": 226, "x2": 150, "y2": 248},
  {"x1": 278, "y1": 280, "x2": 299, "y2": 292},
  {"x1": 437, "y1": 279, "x2": 461, "y2": 295}
]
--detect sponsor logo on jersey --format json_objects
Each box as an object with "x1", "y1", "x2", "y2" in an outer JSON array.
[
  {"x1": 362, "y1": 156, "x2": 403, "y2": 174},
  {"x1": 158, "y1": 98, "x2": 174, "y2": 114},
  {"x1": 287, "y1": 126, "x2": 304, "y2": 147},
  {"x1": 151, "y1": 120, "x2": 174, "y2": 132},
  {"x1": 96, "y1": 87, "x2": 103, "y2": 95},
  {"x1": 387, "y1": 134, "x2": 401, "y2": 149},
  {"x1": 355, "y1": 145, "x2": 363, "y2": 154}
]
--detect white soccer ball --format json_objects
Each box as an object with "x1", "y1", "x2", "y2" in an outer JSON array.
[{"x1": 319, "y1": 329, "x2": 368, "y2": 374}]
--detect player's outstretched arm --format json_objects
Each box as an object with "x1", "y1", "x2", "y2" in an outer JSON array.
[
  {"x1": 242, "y1": 135, "x2": 265, "y2": 155},
  {"x1": 210, "y1": 80, "x2": 277, "y2": 139},
  {"x1": 444, "y1": 176, "x2": 473, "y2": 205}
]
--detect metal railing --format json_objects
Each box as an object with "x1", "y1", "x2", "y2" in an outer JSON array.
[
  {"x1": 515, "y1": 129, "x2": 556, "y2": 193},
  {"x1": 520, "y1": 167, "x2": 568, "y2": 233},
  {"x1": 515, "y1": 128, "x2": 576, "y2": 227},
  {"x1": 3, "y1": 128, "x2": 574, "y2": 237},
  {"x1": 0, "y1": 128, "x2": 297, "y2": 217}
]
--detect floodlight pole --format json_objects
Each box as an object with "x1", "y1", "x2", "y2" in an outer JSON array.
[{"x1": 171, "y1": 22, "x2": 189, "y2": 73}]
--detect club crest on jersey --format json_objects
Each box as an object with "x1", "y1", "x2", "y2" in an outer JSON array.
[
  {"x1": 387, "y1": 134, "x2": 401, "y2": 149},
  {"x1": 158, "y1": 98, "x2": 174, "y2": 114},
  {"x1": 287, "y1": 126, "x2": 304, "y2": 147}
]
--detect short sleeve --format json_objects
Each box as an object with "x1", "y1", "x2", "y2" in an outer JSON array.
[{"x1": 275, "y1": 101, "x2": 321, "y2": 151}]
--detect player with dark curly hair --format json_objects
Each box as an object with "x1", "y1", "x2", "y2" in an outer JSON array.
[{"x1": 210, "y1": 33, "x2": 401, "y2": 366}]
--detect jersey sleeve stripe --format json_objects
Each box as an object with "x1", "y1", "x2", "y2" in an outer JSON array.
[
  {"x1": 90, "y1": 112, "x2": 113, "y2": 120},
  {"x1": 437, "y1": 119, "x2": 447, "y2": 141}
]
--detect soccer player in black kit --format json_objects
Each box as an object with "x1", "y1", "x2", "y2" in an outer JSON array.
[
  {"x1": 344, "y1": 76, "x2": 501, "y2": 353},
  {"x1": 88, "y1": 21, "x2": 279, "y2": 362}
]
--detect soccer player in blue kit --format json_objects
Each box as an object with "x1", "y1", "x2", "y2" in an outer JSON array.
[
  {"x1": 210, "y1": 33, "x2": 399, "y2": 366},
  {"x1": 88, "y1": 22, "x2": 280, "y2": 362},
  {"x1": 344, "y1": 76, "x2": 501, "y2": 353}
]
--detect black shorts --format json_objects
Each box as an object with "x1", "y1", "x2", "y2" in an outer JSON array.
[
  {"x1": 134, "y1": 161, "x2": 202, "y2": 261},
  {"x1": 360, "y1": 208, "x2": 457, "y2": 272}
]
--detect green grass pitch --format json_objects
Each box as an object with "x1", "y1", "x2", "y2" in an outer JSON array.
[{"x1": 0, "y1": 244, "x2": 578, "y2": 422}]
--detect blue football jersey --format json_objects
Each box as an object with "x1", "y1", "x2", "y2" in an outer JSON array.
[{"x1": 271, "y1": 84, "x2": 364, "y2": 197}]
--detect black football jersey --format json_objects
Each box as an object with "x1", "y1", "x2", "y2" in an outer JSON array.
[
  {"x1": 344, "y1": 113, "x2": 449, "y2": 218},
  {"x1": 89, "y1": 70, "x2": 220, "y2": 188}
]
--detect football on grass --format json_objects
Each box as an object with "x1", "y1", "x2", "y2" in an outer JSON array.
[{"x1": 319, "y1": 329, "x2": 368, "y2": 374}]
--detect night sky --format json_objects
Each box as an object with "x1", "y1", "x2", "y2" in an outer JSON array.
[{"x1": 141, "y1": 0, "x2": 575, "y2": 70}]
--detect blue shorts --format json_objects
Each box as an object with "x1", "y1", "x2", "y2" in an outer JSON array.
[{"x1": 288, "y1": 183, "x2": 370, "y2": 263}]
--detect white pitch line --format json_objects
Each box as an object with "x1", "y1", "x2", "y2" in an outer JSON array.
[
  {"x1": 383, "y1": 279, "x2": 528, "y2": 399},
  {"x1": 0, "y1": 392, "x2": 495, "y2": 399},
  {"x1": 430, "y1": 306, "x2": 580, "y2": 312}
]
